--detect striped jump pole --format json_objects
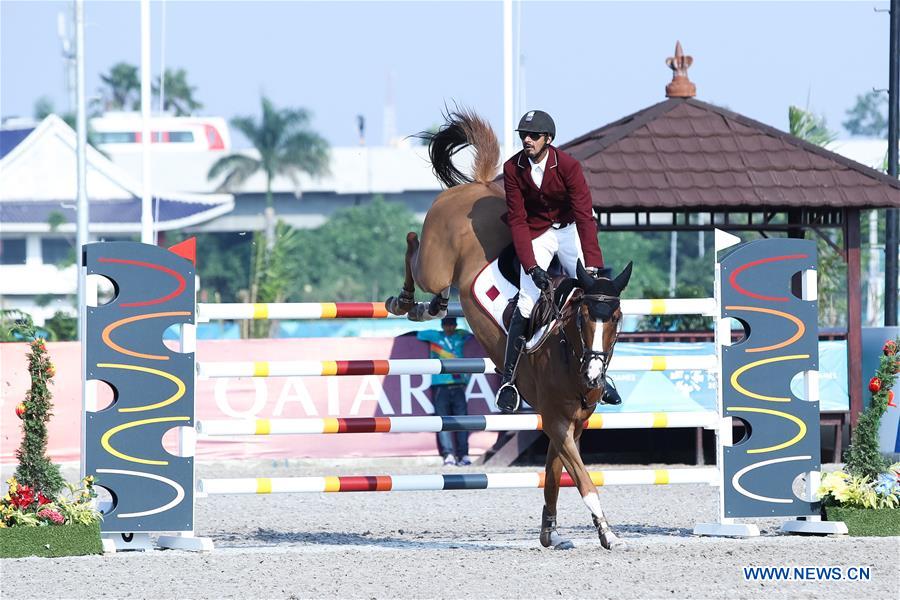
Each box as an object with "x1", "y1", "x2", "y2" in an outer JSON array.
[
  {"x1": 196, "y1": 411, "x2": 720, "y2": 436},
  {"x1": 196, "y1": 354, "x2": 718, "y2": 378},
  {"x1": 198, "y1": 302, "x2": 465, "y2": 322},
  {"x1": 198, "y1": 467, "x2": 718, "y2": 495},
  {"x1": 196, "y1": 297, "x2": 718, "y2": 321}
]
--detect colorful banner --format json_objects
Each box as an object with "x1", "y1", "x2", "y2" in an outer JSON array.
[{"x1": 2, "y1": 337, "x2": 853, "y2": 465}]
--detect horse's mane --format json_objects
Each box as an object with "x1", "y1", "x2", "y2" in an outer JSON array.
[{"x1": 418, "y1": 108, "x2": 500, "y2": 189}]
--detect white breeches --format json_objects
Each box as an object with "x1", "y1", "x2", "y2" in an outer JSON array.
[{"x1": 516, "y1": 224, "x2": 585, "y2": 318}]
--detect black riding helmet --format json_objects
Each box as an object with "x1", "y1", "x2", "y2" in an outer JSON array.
[{"x1": 516, "y1": 110, "x2": 556, "y2": 140}]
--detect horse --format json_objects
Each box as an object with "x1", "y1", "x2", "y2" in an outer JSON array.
[{"x1": 385, "y1": 109, "x2": 632, "y2": 550}]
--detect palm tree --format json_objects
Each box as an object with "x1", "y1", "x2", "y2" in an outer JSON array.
[
  {"x1": 99, "y1": 62, "x2": 140, "y2": 111},
  {"x1": 788, "y1": 105, "x2": 836, "y2": 147},
  {"x1": 153, "y1": 68, "x2": 203, "y2": 116},
  {"x1": 208, "y1": 95, "x2": 329, "y2": 249}
]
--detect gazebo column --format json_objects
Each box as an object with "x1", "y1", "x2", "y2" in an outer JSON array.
[{"x1": 844, "y1": 208, "x2": 863, "y2": 427}]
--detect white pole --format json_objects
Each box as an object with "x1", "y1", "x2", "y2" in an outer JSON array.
[
  {"x1": 140, "y1": 0, "x2": 153, "y2": 244},
  {"x1": 75, "y1": 0, "x2": 88, "y2": 478},
  {"x1": 503, "y1": 0, "x2": 513, "y2": 159}
]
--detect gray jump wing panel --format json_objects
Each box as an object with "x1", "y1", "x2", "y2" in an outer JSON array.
[
  {"x1": 719, "y1": 238, "x2": 820, "y2": 518},
  {"x1": 83, "y1": 241, "x2": 195, "y2": 533}
]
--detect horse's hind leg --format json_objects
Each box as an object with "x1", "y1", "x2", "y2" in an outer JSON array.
[
  {"x1": 541, "y1": 442, "x2": 574, "y2": 550},
  {"x1": 385, "y1": 232, "x2": 420, "y2": 316},
  {"x1": 555, "y1": 427, "x2": 624, "y2": 550}
]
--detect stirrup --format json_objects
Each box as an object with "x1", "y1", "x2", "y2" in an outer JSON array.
[
  {"x1": 600, "y1": 376, "x2": 622, "y2": 405},
  {"x1": 496, "y1": 382, "x2": 521, "y2": 414}
]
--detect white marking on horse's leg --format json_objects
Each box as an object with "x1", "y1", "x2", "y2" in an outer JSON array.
[{"x1": 582, "y1": 491, "x2": 605, "y2": 520}]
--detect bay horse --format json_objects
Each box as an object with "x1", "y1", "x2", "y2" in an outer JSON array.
[{"x1": 385, "y1": 109, "x2": 632, "y2": 550}]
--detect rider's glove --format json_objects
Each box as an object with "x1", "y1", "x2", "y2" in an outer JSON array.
[
  {"x1": 586, "y1": 266, "x2": 612, "y2": 280},
  {"x1": 528, "y1": 266, "x2": 551, "y2": 291}
]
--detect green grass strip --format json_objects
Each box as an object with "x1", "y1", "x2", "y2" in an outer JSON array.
[
  {"x1": 0, "y1": 522, "x2": 103, "y2": 558},
  {"x1": 825, "y1": 506, "x2": 900, "y2": 537}
]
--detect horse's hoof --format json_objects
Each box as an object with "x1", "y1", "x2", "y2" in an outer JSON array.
[
  {"x1": 599, "y1": 529, "x2": 628, "y2": 551},
  {"x1": 554, "y1": 539, "x2": 575, "y2": 550},
  {"x1": 384, "y1": 296, "x2": 410, "y2": 316}
]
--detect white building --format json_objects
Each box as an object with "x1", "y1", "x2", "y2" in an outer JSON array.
[{"x1": 0, "y1": 115, "x2": 233, "y2": 324}]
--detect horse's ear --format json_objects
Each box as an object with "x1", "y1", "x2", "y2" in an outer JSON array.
[
  {"x1": 613, "y1": 262, "x2": 633, "y2": 294},
  {"x1": 576, "y1": 260, "x2": 593, "y2": 288}
]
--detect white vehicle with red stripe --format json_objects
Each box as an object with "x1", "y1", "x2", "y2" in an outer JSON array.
[{"x1": 90, "y1": 113, "x2": 231, "y2": 152}]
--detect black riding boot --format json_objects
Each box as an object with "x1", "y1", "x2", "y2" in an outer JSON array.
[{"x1": 496, "y1": 309, "x2": 528, "y2": 414}]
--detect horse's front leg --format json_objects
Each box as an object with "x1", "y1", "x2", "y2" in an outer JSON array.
[
  {"x1": 555, "y1": 425, "x2": 625, "y2": 551},
  {"x1": 540, "y1": 441, "x2": 574, "y2": 550},
  {"x1": 385, "y1": 232, "x2": 420, "y2": 316}
]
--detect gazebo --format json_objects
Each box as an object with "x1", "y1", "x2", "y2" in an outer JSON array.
[{"x1": 563, "y1": 43, "x2": 900, "y2": 434}]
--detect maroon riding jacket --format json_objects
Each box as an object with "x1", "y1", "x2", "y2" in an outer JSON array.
[{"x1": 503, "y1": 146, "x2": 604, "y2": 272}]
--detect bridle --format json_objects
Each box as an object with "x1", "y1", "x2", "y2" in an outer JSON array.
[{"x1": 558, "y1": 289, "x2": 622, "y2": 395}]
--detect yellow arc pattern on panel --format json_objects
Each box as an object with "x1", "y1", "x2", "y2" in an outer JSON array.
[
  {"x1": 252, "y1": 304, "x2": 268, "y2": 319},
  {"x1": 654, "y1": 470, "x2": 670, "y2": 484},
  {"x1": 652, "y1": 413, "x2": 668, "y2": 428},
  {"x1": 324, "y1": 476, "x2": 341, "y2": 492},
  {"x1": 255, "y1": 419, "x2": 271, "y2": 435},
  {"x1": 256, "y1": 478, "x2": 272, "y2": 494},
  {"x1": 321, "y1": 304, "x2": 338, "y2": 318},
  {"x1": 725, "y1": 306, "x2": 805, "y2": 353},
  {"x1": 590, "y1": 472, "x2": 605, "y2": 486},
  {"x1": 651, "y1": 356, "x2": 667, "y2": 371},
  {"x1": 101, "y1": 312, "x2": 191, "y2": 360},
  {"x1": 730, "y1": 355, "x2": 809, "y2": 402},
  {"x1": 101, "y1": 416, "x2": 191, "y2": 465},
  {"x1": 727, "y1": 406, "x2": 807, "y2": 454},
  {"x1": 96, "y1": 363, "x2": 186, "y2": 413}
]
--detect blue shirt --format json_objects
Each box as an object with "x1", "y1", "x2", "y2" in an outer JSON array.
[{"x1": 417, "y1": 329, "x2": 473, "y2": 386}]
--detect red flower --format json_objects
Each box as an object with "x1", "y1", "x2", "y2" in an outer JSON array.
[
  {"x1": 37, "y1": 491, "x2": 51, "y2": 506},
  {"x1": 868, "y1": 377, "x2": 882, "y2": 393},
  {"x1": 11, "y1": 485, "x2": 34, "y2": 509},
  {"x1": 45, "y1": 363, "x2": 55, "y2": 378},
  {"x1": 37, "y1": 509, "x2": 64, "y2": 524},
  {"x1": 15, "y1": 403, "x2": 26, "y2": 419},
  {"x1": 885, "y1": 340, "x2": 898, "y2": 356},
  {"x1": 888, "y1": 390, "x2": 897, "y2": 408}
]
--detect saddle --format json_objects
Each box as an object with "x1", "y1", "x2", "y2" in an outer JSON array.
[{"x1": 499, "y1": 247, "x2": 583, "y2": 354}]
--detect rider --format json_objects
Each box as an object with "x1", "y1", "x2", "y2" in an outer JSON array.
[{"x1": 496, "y1": 109, "x2": 620, "y2": 414}]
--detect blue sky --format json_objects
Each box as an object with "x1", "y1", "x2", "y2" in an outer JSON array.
[{"x1": 1, "y1": 1, "x2": 893, "y2": 149}]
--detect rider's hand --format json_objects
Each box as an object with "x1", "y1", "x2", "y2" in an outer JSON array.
[
  {"x1": 528, "y1": 266, "x2": 551, "y2": 291},
  {"x1": 586, "y1": 266, "x2": 612, "y2": 280}
]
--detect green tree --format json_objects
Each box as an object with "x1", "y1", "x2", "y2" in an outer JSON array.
[
  {"x1": 842, "y1": 91, "x2": 888, "y2": 137},
  {"x1": 208, "y1": 95, "x2": 330, "y2": 251},
  {"x1": 789, "y1": 105, "x2": 845, "y2": 327},
  {"x1": 153, "y1": 68, "x2": 203, "y2": 116},
  {"x1": 788, "y1": 105, "x2": 836, "y2": 147},
  {"x1": 284, "y1": 197, "x2": 420, "y2": 303},
  {"x1": 99, "y1": 62, "x2": 140, "y2": 111},
  {"x1": 9, "y1": 317, "x2": 65, "y2": 497}
]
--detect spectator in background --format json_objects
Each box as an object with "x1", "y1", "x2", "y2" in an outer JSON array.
[{"x1": 417, "y1": 317, "x2": 474, "y2": 466}]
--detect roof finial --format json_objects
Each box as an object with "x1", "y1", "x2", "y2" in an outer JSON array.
[{"x1": 665, "y1": 41, "x2": 696, "y2": 98}]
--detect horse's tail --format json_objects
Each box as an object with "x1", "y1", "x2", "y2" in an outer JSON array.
[{"x1": 419, "y1": 108, "x2": 500, "y2": 189}]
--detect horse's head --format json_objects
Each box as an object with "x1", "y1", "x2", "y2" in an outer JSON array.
[
  {"x1": 576, "y1": 261, "x2": 633, "y2": 322},
  {"x1": 571, "y1": 261, "x2": 633, "y2": 391}
]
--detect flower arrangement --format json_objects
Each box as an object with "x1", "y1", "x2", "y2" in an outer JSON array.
[
  {"x1": 818, "y1": 463, "x2": 900, "y2": 510},
  {"x1": 1, "y1": 476, "x2": 101, "y2": 528},
  {"x1": 816, "y1": 336, "x2": 900, "y2": 535}
]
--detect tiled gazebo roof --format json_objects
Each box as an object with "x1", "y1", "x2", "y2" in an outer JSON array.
[{"x1": 562, "y1": 97, "x2": 900, "y2": 210}]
